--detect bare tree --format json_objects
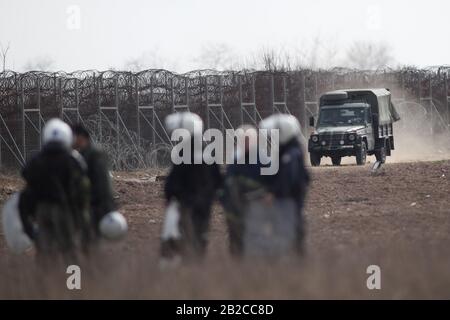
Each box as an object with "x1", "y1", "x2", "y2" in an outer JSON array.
[
  {"x1": 257, "y1": 35, "x2": 340, "y2": 71},
  {"x1": 256, "y1": 46, "x2": 305, "y2": 72},
  {"x1": 344, "y1": 41, "x2": 394, "y2": 70},
  {"x1": 0, "y1": 41, "x2": 11, "y2": 72},
  {"x1": 194, "y1": 43, "x2": 238, "y2": 70},
  {"x1": 259, "y1": 48, "x2": 284, "y2": 71},
  {"x1": 24, "y1": 55, "x2": 55, "y2": 71},
  {"x1": 124, "y1": 50, "x2": 178, "y2": 72},
  {"x1": 305, "y1": 35, "x2": 340, "y2": 69}
]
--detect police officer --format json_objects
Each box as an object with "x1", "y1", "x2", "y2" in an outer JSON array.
[
  {"x1": 259, "y1": 114, "x2": 310, "y2": 256},
  {"x1": 221, "y1": 125, "x2": 267, "y2": 257},
  {"x1": 161, "y1": 112, "x2": 222, "y2": 265},
  {"x1": 71, "y1": 124, "x2": 117, "y2": 240},
  {"x1": 18, "y1": 118, "x2": 91, "y2": 261}
]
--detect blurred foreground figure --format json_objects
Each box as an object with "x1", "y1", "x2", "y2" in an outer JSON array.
[
  {"x1": 71, "y1": 124, "x2": 126, "y2": 242},
  {"x1": 18, "y1": 119, "x2": 91, "y2": 261},
  {"x1": 240, "y1": 114, "x2": 310, "y2": 258},
  {"x1": 221, "y1": 125, "x2": 267, "y2": 258},
  {"x1": 160, "y1": 112, "x2": 222, "y2": 266}
]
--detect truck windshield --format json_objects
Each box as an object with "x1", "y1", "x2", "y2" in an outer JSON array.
[{"x1": 318, "y1": 107, "x2": 368, "y2": 127}]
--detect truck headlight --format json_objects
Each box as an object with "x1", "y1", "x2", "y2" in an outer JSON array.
[
  {"x1": 348, "y1": 134, "x2": 356, "y2": 141},
  {"x1": 311, "y1": 135, "x2": 319, "y2": 143}
]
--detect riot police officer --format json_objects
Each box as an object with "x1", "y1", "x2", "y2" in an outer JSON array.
[
  {"x1": 160, "y1": 112, "x2": 222, "y2": 265},
  {"x1": 18, "y1": 118, "x2": 91, "y2": 261}
]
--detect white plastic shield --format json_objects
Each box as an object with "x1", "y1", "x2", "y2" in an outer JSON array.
[
  {"x1": 243, "y1": 198, "x2": 298, "y2": 258},
  {"x1": 1, "y1": 192, "x2": 33, "y2": 254},
  {"x1": 161, "y1": 200, "x2": 181, "y2": 241}
]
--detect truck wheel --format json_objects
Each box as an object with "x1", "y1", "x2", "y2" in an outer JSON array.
[
  {"x1": 355, "y1": 142, "x2": 367, "y2": 165},
  {"x1": 375, "y1": 146, "x2": 387, "y2": 163},
  {"x1": 331, "y1": 156, "x2": 341, "y2": 166},
  {"x1": 310, "y1": 152, "x2": 321, "y2": 166}
]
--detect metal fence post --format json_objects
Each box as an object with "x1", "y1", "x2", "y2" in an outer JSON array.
[
  {"x1": 37, "y1": 77, "x2": 42, "y2": 150},
  {"x1": 170, "y1": 77, "x2": 175, "y2": 113},
  {"x1": 75, "y1": 78, "x2": 80, "y2": 123},
  {"x1": 21, "y1": 77, "x2": 25, "y2": 162},
  {"x1": 445, "y1": 72, "x2": 450, "y2": 126},
  {"x1": 205, "y1": 76, "x2": 210, "y2": 129},
  {"x1": 238, "y1": 75, "x2": 244, "y2": 125},
  {"x1": 135, "y1": 75, "x2": 140, "y2": 148},
  {"x1": 115, "y1": 77, "x2": 119, "y2": 152}
]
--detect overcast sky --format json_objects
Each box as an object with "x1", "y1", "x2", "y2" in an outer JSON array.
[{"x1": 0, "y1": 0, "x2": 449, "y2": 72}]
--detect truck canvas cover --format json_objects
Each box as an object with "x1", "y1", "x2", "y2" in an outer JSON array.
[{"x1": 320, "y1": 89, "x2": 401, "y2": 125}]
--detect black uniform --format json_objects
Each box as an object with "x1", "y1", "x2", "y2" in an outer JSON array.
[
  {"x1": 19, "y1": 142, "x2": 91, "y2": 259},
  {"x1": 79, "y1": 144, "x2": 115, "y2": 236},
  {"x1": 265, "y1": 139, "x2": 310, "y2": 255},
  {"x1": 162, "y1": 155, "x2": 222, "y2": 259}
]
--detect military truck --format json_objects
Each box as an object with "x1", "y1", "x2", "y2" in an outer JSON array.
[{"x1": 308, "y1": 89, "x2": 400, "y2": 166}]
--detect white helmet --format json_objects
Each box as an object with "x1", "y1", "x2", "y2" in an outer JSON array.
[
  {"x1": 2, "y1": 192, "x2": 33, "y2": 254},
  {"x1": 259, "y1": 114, "x2": 302, "y2": 146},
  {"x1": 42, "y1": 118, "x2": 73, "y2": 149},
  {"x1": 99, "y1": 211, "x2": 128, "y2": 240},
  {"x1": 165, "y1": 112, "x2": 204, "y2": 163},
  {"x1": 165, "y1": 112, "x2": 203, "y2": 137}
]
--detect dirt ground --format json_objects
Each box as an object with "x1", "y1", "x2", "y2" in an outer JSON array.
[{"x1": 0, "y1": 157, "x2": 450, "y2": 299}]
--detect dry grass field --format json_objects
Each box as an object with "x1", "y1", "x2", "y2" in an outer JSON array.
[{"x1": 1, "y1": 156, "x2": 450, "y2": 299}]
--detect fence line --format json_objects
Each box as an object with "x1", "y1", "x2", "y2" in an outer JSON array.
[{"x1": 1, "y1": 67, "x2": 449, "y2": 169}]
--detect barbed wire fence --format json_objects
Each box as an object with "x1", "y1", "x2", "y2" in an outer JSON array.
[{"x1": 0, "y1": 67, "x2": 449, "y2": 170}]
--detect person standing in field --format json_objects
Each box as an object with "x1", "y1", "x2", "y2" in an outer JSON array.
[
  {"x1": 259, "y1": 114, "x2": 310, "y2": 256},
  {"x1": 160, "y1": 112, "x2": 222, "y2": 266},
  {"x1": 221, "y1": 124, "x2": 267, "y2": 258},
  {"x1": 71, "y1": 124, "x2": 118, "y2": 241},
  {"x1": 19, "y1": 118, "x2": 91, "y2": 262}
]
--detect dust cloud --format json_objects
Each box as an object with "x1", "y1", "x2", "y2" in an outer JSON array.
[{"x1": 390, "y1": 93, "x2": 450, "y2": 163}]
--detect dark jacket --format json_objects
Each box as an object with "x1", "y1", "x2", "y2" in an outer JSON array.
[
  {"x1": 225, "y1": 151, "x2": 267, "y2": 184},
  {"x1": 80, "y1": 144, "x2": 115, "y2": 224},
  {"x1": 222, "y1": 151, "x2": 268, "y2": 211},
  {"x1": 266, "y1": 139, "x2": 310, "y2": 204},
  {"x1": 19, "y1": 142, "x2": 91, "y2": 251},
  {"x1": 165, "y1": 161, "x2": 222, "y2": 209}
]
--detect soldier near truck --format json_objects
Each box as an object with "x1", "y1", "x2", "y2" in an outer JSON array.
[{"x1": 308, "y1": 89, "x2": 401, "y2": 166}]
